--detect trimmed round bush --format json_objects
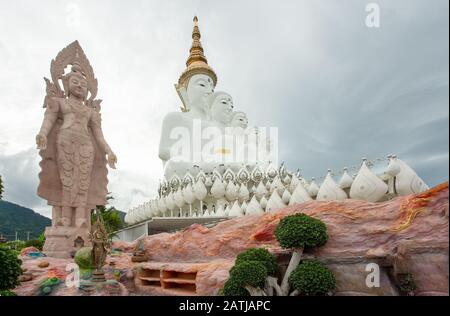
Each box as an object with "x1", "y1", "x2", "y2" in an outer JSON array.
[
  {"x1": 229, "y1": 260, "x2": 268, "y2": 288},
  {"x1": 222, "y1": 278, "x2": 250, "y2": 296},
  {"x1": 0, "y1": 248, "x2": 22, "y2": 291},
  {"x1": 74, "y1": 247, "x2": 93, "y2": 269},
  {"x1": 275, "y1": 213, "x2": 328, "y2": 249},
  {"x1": 235, "y1": 248, "x2": 278, "y2": 276},
  {"x1": 289, "y1": 260, "x2": 336, "y2": 296}
]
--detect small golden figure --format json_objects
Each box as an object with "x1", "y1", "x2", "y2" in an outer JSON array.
[{"x1": 89, "y1": 209, "x2": 110, "y2": 282}]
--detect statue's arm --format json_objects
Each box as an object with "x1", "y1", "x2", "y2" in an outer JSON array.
[
  {"x1": 38, "y1": 98, "x2": 59, "y2": 137},
  {"x1": 90, "y1": 111, "x2": 117, "y2": 168},
  {"x1": 36, "y1": 98, "x2": 59, "y2": 150},
  {"x1": 90, "y1": 112, "x2": 112, "y2": 154},
  {"x1": 159, "y1": 113, "x2": 179, "y2": 162}
]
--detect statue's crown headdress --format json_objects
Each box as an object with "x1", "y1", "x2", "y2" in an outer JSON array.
[
  {"x1": 177, "y1": 16, "x2": 217, "y2": 89},
  {"x1": 176, "y1": 17, "x2": 217, "y2": 112},
  {"x1": 44, "y1": 41, "x2": 100, "y2": 108}
]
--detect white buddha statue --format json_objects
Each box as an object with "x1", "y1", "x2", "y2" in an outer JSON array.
[
  {"x1": 208, "y1": 91, "x2": 234, "y2": 128},
  {"x1": 159, "y1": 16, "x2": 217, "y2": 167},
  {"x1": 159, "y1": 17, "x2": 274, "y2": 181},
  {"x1": 162, "y1": 91, "x2": 236, "y2": 179}
]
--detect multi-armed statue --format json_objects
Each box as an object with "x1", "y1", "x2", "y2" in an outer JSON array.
[
  {"x1": 125, "y1": 18, "x2": 430, "y2": 226},
  {"x1": 36, "y1": 41, "x2": 117, "y2": 258}
]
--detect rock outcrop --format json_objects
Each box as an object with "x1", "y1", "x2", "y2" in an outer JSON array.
[
  {"x1": 15, "y1": 182, "x2": 448, "y2": 296},
  {"x1": 114, "y1": 182, "x2": 448, "y2": 296}
]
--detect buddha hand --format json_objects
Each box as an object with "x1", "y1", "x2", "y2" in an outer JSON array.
[
  {"x1": 36, "y1": 133, "x2": 47, "y2": 150},
  {"x1": 107, "y1": 151, "x2": 117, "y2": 169}
]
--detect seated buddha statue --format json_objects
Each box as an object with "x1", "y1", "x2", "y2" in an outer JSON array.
[
  {"x1": 158, "y1": 16, "x2": 217, "y2": 167},
  {"x1": 159, "y1": 17, "x2": 274, "y2": 181}
]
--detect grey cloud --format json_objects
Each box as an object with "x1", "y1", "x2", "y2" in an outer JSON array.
[
  {"x1": 0, "y1": 148, "x2": 47, "y2": 210},
  {"x1": 0, "y1": 0, "x2": 447, "y2": 216}
]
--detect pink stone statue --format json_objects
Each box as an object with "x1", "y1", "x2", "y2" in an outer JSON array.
[{"x1": 36, "y1": 41, "x2": 117, "y2": 258}]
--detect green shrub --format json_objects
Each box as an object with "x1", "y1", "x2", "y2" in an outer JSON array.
[
  {"x1": 5, "y1": 240, "x2": 26, "y2": 251},
  {"x1": 289, "y1": 260, "x2": 336, "y2": 296},
  {"x1": 398, "y1": 273, "x2": 416, "y2": 294},
  {"x1": 74, "y1": 247, "x2": 93, "y2": 269},
  {"x1": 0, "y1": 290, "x2": 17, "y2": 296},
  {"x1": 0, "y1": 248, "x2": 22, "y2": 291},
  {"x1": 24, "y1": 239, "x2": 44, "y2": 251},
  {"x1": 235, "y1": 248, "x2": 278, "y2": 276},
  {"x1": 275, "y1": 213, "x2": 328, "y2": 249},
  {"x1": 229, "y1": 260, "x2": 267, "y2": 288},
  {"x1": 38, "y1": 277, "x2": 62, "y2": 296},
  {"x1": 222, "y1": 278, "x2": 250, "y2": 296}
]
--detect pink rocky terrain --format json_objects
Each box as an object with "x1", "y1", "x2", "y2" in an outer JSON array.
[{"x1": 15, "y1": 182, "x2": 448, "y2": 296}]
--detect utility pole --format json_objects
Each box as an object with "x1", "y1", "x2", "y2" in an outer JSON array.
[
  {"x1": 15, "y1": 231, "x2": 18, "y2": 250},
  {"x1": 26, "y1": 231, "x2": 31, "y2": 241}
]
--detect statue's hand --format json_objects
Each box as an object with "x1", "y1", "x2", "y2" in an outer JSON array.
[
  {"x1": 36, "y1": 134, "x2": 47, "y2": 150},
  {"x1": 107, "y1": 151, "x2": 117, "y2": 169}
]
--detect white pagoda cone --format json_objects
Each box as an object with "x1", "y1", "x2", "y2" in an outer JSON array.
[
  {"x1": 308, "y1": 178, "x2": 320, "y2": 198},
  {"x1": 350, "y1": 160, "x2": 388, "y2": 202},
  {"x1": 215, "y1": 204, "x2": 226, "y2": 217},
  {"x1": 225, "y1": 181, "x2": 239, "y2": 202},
  {"x1": 260, "y1": 196, "x2": 268, "y2": 210},
  {"x1": 238, "y1": 183, "x2": 250, "y2": 202},
  {"x1": 339, "y1": 168, "x2": 354, "y2": 190},
  {"x1": 266, "y1": 190, "x2": 285, "y2": 212},
  {"x1": 211, "y1": 178, "x2": 226, "y2": 199},
  {"x1": 317, "y1": 171, "x2": 348, "y2": 201},
  {"x1": 228, "y1": 200, "x2": 244, "y2": 217},
  {"x1": 241, "y1": 201, "x2": 248, "y2": 214},
  {"x1": 246, "y1": 196, "x2": 264, "y2": 216},
  {"x1": 255, "y1": 181, "x2": 267, "y2": 199},
  {"x1": 289, "y1": 182, "x2": 312, "y2": 206},
  {"x1": 282, "y1": 189, "x2": 291, "y2": 204}
]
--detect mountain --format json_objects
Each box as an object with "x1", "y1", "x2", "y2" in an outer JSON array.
[{"x1": 0, "y1": 200, "x2": 51, "y2": 242}]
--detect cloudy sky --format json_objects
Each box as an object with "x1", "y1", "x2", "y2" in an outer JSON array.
[{"x1": 0, "y1": 0, "x2": 448, "y2": 218}]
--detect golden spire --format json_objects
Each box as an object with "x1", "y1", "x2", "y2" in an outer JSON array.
[{"x1": 178, "y1": 16, "x2": 217, "y2": 88}]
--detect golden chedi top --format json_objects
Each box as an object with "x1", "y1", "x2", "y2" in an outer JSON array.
[{"x1": 178, "y1": 16, "x2": 217, "y2": 88}]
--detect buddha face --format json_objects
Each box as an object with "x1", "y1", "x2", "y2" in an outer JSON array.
[
  {"x1": 231, "y1": 111, "x2": 248, "y2": 129},
  {"x1": 186, "y1": 74, "x2": 214, "y2": 112},
  {"x1": 68, "y1": 73, "x2": 88, "y2": 100},
  {"x1": 210, "y1": 92, "x2": 234, "y2": 125}
]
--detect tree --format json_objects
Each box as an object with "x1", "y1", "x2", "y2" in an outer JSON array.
[
  {"x1": 0, "y1": 175, "x2": 4, "y2": 200},
  {"x1": 223, "y1": 261, "x2": 268, "y2": 296},
  {"x1": 289, "y1": 260, "x2": 336, "y2": 296},
  {"x1": 91, "y1": 195, "x2": 124, "y2": 237},
  {"x1": 221, "y1": 248, "x2": 277, "y2": 296},
  {"x1": 222, "y1": 214, "x2": 333, "y2": 297},
  {"x1": 274, "y1": 213, "x2": 328, "y2": 295},
  {"x1": 234, "y1": 248, "x2": 278, "y2": 276}
]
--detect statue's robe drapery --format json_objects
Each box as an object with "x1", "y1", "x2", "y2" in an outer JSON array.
[{"x1": 37, "y1": 108, "x2": 108, "y2": 211}]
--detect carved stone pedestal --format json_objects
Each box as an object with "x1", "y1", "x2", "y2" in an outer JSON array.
[
  {"x1": 92, "y1": 269, "x2": 106, "y2": 283},
  {"x1": 43, "y1": 226, "x2": 91, "y2": 258},
  {"x1": 79, "y1": 279, "x2": 122, "y2": 295}
]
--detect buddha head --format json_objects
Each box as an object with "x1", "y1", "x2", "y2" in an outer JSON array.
[
  {"x1": 183, "y1": 74, "x2": 214, "y2": 113},
  {"x1": 176, "y1": 17, "x2": 217, "y2": 113},
  {"x1": 209, "y1": 91, "x2": 234, "y2": 125},
  {"x1": 63, "y1": 63, "x2": 88, "y2": 101},
  {"x1": 230, "y1": 111, "x2": 248, "y2": 129}
]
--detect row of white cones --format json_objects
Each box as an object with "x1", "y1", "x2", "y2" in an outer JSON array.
[{"x1": 125, "y1": 155, "x2": 429, "y2": 225}]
